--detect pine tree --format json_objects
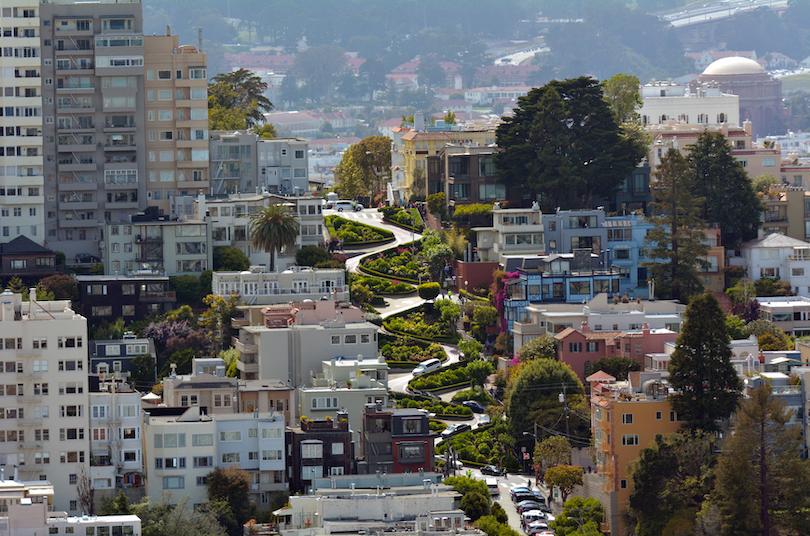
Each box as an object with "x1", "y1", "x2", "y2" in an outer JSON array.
[
  {"x1": 668, "y1": 292, "x2": 742, "y2": 432},
  {"x1": 713, "y1": 383, "x2": 810, "y2": 535},
  {"x1": 644, "y1": 148, "x2": 709, "y2": 302},
  {"x1": 688, "y1": 131, "x2": 763, "y2": 249}
]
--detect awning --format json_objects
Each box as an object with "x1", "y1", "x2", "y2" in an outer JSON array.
[
  {"x1": 272, "y1": 507, "x2": 292, "y2": 516},
  {"x1": 141, "y1": 393, "x2": 161, "y2": 400}
]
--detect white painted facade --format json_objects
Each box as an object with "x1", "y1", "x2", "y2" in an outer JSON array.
[
  {"x1": 212, "y1": 267, "x2": 347, "y2": 305},
  {"x1": 143, "y1": 407, "x2": 285, "y2": 509},
  {"x1": 0, "y1": 0, "x2": 45, "y2": 245},
  {"x1": 0, "y1": 290, "x2": 88, "y2": 513},
  {"x1": 473, "y1": 204, "x2": 544, "y2": 264},
  {"x1": 731, "y1": 232, "x2": 810, "y2": 294},
  {"x1": 639, "y1": 81, "x2": 739, "y2": 128}
]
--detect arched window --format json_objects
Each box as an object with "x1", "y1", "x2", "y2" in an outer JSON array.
[{"x1": 718, "y1": 113, "x2": 726, "y2": 123}]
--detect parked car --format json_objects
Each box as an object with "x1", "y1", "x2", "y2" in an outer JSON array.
[
  {"x1": 525, "y1": 521, "x2": 553, "y2": 536},
  {"x1": 434, "y1": 455, "x2": 463, "y2": 470},
  {"x1": 511, "y1": 487, "x2": 532, "y2": 502},
  {"x1": 462, "y1": 400, "x2": 486, "y2": 413},
  {"x1": 513, "y1": 491, "x2": 537, "y2": 504},
  {"x1": 481, "y1": 464, "x2": 504, "y2": 476},
  {"x1": 477, "y1": 414, "x2": 491, "y2": 426},
  {"x1": 440, "y1": 423, "x2": 472, "y2": 439},
  {"x1": 75, "y1": 253, "x2": 100, "y2": 264},
  {"x1": 516, "y1": 501, "x2": 544, "y2": 514}
]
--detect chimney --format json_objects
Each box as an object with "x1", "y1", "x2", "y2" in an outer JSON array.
[
  {"x1": 580, "y1": 321, "x2": 590, "y2": 334},
  {"x1": 743, "y1": 119, "x2": 753, "y2": 136},
  {"x1": 642, "y1": 322, "x2": 650, "y2": 335},
  {"x1": 29, "y1": 288, "x2": 36, "y2": 304}
]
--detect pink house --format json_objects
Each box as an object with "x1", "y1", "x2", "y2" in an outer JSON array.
[{"x1": 554, "y1": 323, "x2": 678, "y2": 380}]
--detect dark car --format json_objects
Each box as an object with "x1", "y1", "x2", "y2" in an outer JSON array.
[
  {"x1": 513, "y1": 491, "x2": 537, "y2": 504},
  {"x1": 462, "y1": 400, "x2": 486, "y2": 413},
  {"x1": 516, "y1": 501, "x2": 544, "y2": 513},
  {"x1": 481, "y1": 464, "x2": 504, "y2": 476},
  {"x1": 511, "y1": 487, "x2": 531, "y2": 502},
  {"x1": 75, "y1": 253, "x2": 101, "y2": 264}
]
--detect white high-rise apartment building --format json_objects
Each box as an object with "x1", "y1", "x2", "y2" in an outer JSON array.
[
  {"x1": 0, "y1": 0, "x2": 46, "y2": 244},
  {"x1": 0, "y1": 289, "x2": 89, "y2": 514}
]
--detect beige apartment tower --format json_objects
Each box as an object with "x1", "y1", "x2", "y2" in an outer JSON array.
[
  {"x1": 143, "y1": 34, "x2": 208, "y2": 216},
  {"x1": 0, "y1": 0, "x2": 46, "y2": 244}
]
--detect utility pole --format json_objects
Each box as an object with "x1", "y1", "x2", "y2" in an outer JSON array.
[{"x1": 559, "y1": 383, "x2": 570, "y2": 438}]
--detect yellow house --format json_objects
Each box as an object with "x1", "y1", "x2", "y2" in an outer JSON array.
[
  {"x1": 589, "y1": 371, "x2": 682, "y2": 535},
  {"x1": 399, "y1": 129, "x2": 496, "y2": 197}
]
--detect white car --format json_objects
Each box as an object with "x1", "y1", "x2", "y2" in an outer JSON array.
[{"x1": 334, "y1": 201, "x2": 363, "y2": 212}]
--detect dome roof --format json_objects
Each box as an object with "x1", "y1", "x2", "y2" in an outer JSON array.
[{"x1": 702, "y1": 56, "x2": 766, "y2": 76}]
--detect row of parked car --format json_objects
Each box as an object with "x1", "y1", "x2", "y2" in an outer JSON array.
[{"x1": 511, "y1": 486, "x2": 554, "y2": 536}]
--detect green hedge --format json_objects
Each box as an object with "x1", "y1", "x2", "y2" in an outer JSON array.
[
  {"x1": 381, "y1": 207, "x2": 425, "y2": 233},
  {"x1": 324, "y1": 215, "x2": 394, "y2": 245},
  {"x1": 351, "y1": 275, "x2": 415, "y2": 295}
]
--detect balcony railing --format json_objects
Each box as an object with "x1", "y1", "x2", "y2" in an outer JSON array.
[{"x1": 139, "y1": 291, "x2": 176, "y2": 301}]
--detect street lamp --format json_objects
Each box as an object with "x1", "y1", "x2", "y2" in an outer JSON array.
[
  {"x1": 464, "y1": 280, "x2": 468, "y2": 299},
  {"x1": 559, "y1": 383, "x2": 570, "y2": 438}
]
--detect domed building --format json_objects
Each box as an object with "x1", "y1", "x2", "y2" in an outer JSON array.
[{"x1": 697, "y1": 56, "x2": 787, "y2": 139}]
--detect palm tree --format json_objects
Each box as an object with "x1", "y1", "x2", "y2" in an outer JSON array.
[{"x1": 249, "y1": 203, "x2": 300, "y2": 272}]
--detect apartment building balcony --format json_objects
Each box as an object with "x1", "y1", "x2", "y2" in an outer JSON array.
[
  {"x1": 139, "y1": 291, "x2": 176, "y2": 302},
  {"x1": 231, "y1": 317, "x2": 249, "y2": 329},
  {"x1": 16, "y1": 348, "x2": 41, "y2": 358},
  {"x1": 135, "y1": 235, "x2": 163, "y2": 244},
  {"x1": 232, "y1": 337, "x2": 257, "y2": 354},
  {"x1": 58, "y1": 200, "x2": 97, "y2": 211},
  {"x1": 57, "y1": 142, "x2": 95, "y2": 153},
  {"x1": 55, "y1": 46, "x2": 94, "y2": 56},
  {"x1": 176, "y1": 139, "x2": 206, "y2": 149},
  {"x1": 57, "y1": 162, "x2": 97, "y2": 173},
  {"x1": 236, "y1": 358, "x2": 258, "y2": 375},
  {"x1": 512, "y1": 321, "x2": 543, "y2": 336},
  {"x1": 61, "y1": 217, "x2": 100, "y2": 228},
  {"x1": 16, "y1": 369, "x2": 41, "y2": 380},
  {"x1": 20, "y1": 441, "x2": 42, "y2": 450},
  {"x1": 105, "y1": 200, "x2": 139, "y2": 210},
  {"x1": 58, "y1": 180, "x2": 96, "y2": 191},
  {"x1": 56, "y1": 84, "x2": 95, "y2": 94},
  {"x1": 19, "y1": 417, "x2": 43, "y2": 426}
]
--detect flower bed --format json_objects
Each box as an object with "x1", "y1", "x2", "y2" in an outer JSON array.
[
  {"x1": 381, "y1": 337, "x2": 446, "y2": 364},
  {"x1": 324, "y1": 215, "x2": 394, "y2": 245},
  {"x1": 437, "y1": 419, "x2": 519, "y2": 470},
  {"x1": 381, "y1": 207, "x2": 425, "y2": 232},
  {"x1": 352, "y1": 275, "x2": 415, "y2": 295},
  {"x1": 359, "y1": 243, "x2": 430, "y2": 282},
  {"x1": 408, "y1": 361, "x2": 474, "y2": 391},
  {"x1": 384, "y1": 305, "x2": 456, "y2": 343},
  {"x1": 391, "y1": 393, "x2": 473, "y2": 418}
]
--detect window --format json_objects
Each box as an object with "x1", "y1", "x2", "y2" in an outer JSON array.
[
  {"x1": 219, "y1": 431, "x2": 241, "y2": 442},
  {"x1": 262, "y1": 450, "x2": 282, "y2": 461},
  {"x1": 192, "y1": 434, "x2": 213, "y2": 446},
  {"x1": 331, "y1": 335, "x2": 340, "y2": 345},
  {"x1": 345, "y1": 334, "x2": 357, "y2": 344},
  {"x1": 622, "y1": 414, "x2": 633, "y2": 424},
  {"x1": 262, "y1": 428, "x2": 282, "y2": 439},
  {"x1": 332, "y1": 442, "x2": 344, "y2": 455},
  {"x1": 586, "y1": 342, "x2": 599, "y2": 352},
  {"x1": 221, "y1": 453, "x2": 240, "y2": 463},
  {"x1": 189, "y1": 69, "x2": 207, "y2": 79},
  {"x1": 620, "y1": 479, "x2": 627, "y2": 489},
  {"x1": 162, "y1": 476, "x2": 184, "y2": 489},
  {"x1": 622, "y1": 434, "x2": 639, "y2": 446},
  {"x1": 655, "y1": 411, "x2": 662, "y2": 420},
  {"x1": 193, "y1": 456, "x2": 212, "y2": 468},
  {"x1": 301, "y1": 442, "x2": 323, "y2": 458},
  {"x1": 399, "y1": 443, "x2": 425, "y2": 461},
  {"x1": 568, "y1": 342, "x2": 582, "y2": 353},
  {"x1": 311, "y1": 397, "x2": 339, "y2": 410}
]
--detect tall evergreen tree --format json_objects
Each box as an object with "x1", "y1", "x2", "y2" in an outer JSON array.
[
  {"x1": 208, "y1": 68, "x2": 273, "y2": 129},
  {"x1": 688, "y1": 131, "x2": 763, "y2": 249},
  {"x1": 713, "y1": 383, "x2": 810, "y2": 536},
  {"x1": 494, "y1": 76, "x2": 647, "y2": 210},
  {"x1": 644, "y1": 148, "x2": 709, "y2": 302},
  {"x1": 668, "y1": 292, "x2": 742, "y2": 432}
]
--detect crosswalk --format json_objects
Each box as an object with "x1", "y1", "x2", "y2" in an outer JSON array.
[{"x1": 325, "y1": 209, "x2": 382, "y2": 221}]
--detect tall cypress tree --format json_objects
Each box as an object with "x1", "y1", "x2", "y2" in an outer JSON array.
[
  {"x1": 688, "y1": 131, "x2": 763, "y2": 249},
  {"x1": 644, "y1": 148, "x2": 709, "y2": 302},
  {"x1": 668, "y1": 292, "x2": 742, "y2": 432},
  {"x1": 713, "y1": 384, "x2": 810, "y2": 535}
]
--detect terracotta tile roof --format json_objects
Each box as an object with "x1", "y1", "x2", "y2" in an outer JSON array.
[{"x1": 586, "y1": 370, "x2": 616, "y2": 382}]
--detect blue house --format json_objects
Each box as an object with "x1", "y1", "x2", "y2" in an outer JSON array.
[
  {"x1": 502, "y1": 254, "x2": 623, "y2": 330},
  {"x1": 604, "y1": 214, "x2": 655, "y2": 299},
  {"x1": 89, "y1": 333, "x2": 157, "y2": 381}
]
